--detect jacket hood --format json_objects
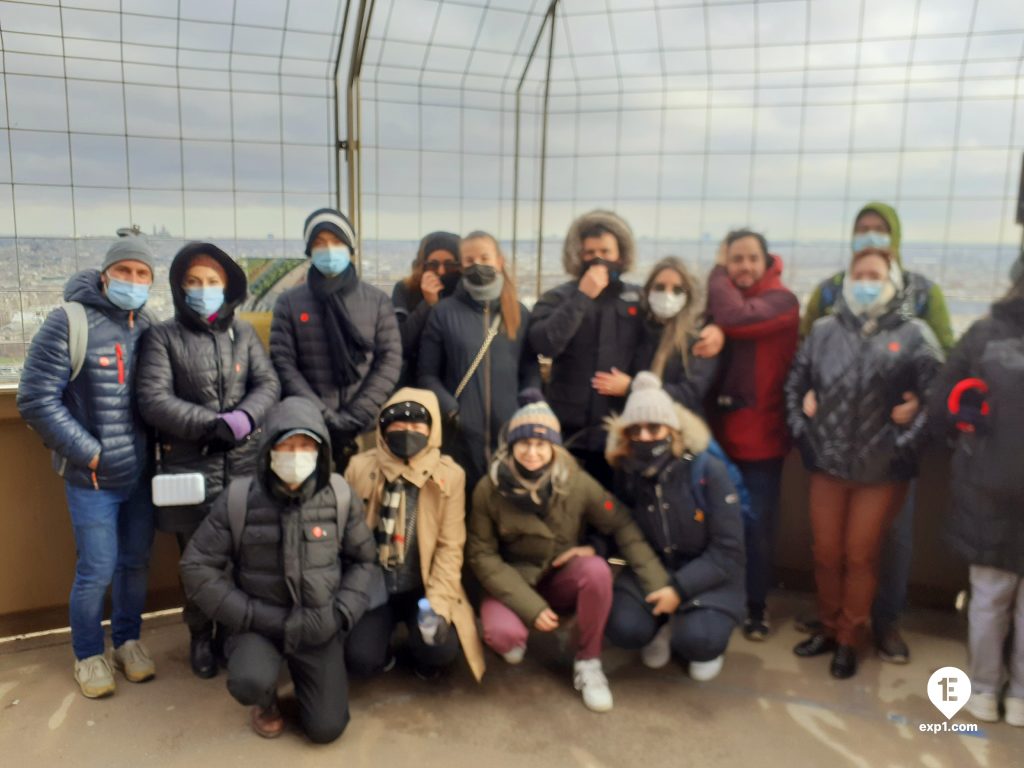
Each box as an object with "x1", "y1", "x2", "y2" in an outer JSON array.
[
  {"x1": 257, "y1": 396, "x2": 333, "y2": 497},
  {"x1": 743, "y1": 254, "x2": 787, "y2": 297},
  {"x1": 64, "y1": 269, "x2": 127, "y2": 313},
  {"x1": 169, "y1": 242, "x2": 247, "y2": 332},
  {"x1": 604, "y1": 402, "x2": 711, "y2": 468},
  {"x1": 855, "y1": 201, "x2": 902, "y2": 267},
  {"x1": 374, "y1": 387, "x2": 443, "y2": 487},
  {"x1": 562, "y1": 209, "x2": 636, "y2": 276}
]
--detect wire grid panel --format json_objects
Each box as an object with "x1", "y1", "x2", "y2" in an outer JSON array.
[
  {"x1": 0, "y1": 0, "x2": 349, "y2": 381},
  {"x1": 357, "y1": 0, "x2": 1024, "y2": 318}
]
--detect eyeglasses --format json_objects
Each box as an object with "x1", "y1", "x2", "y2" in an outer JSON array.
[
  {"x1": 625, "y1": 423, "x2": 669, "y2": 439},
  {"x1": 425, "y1": 260, "x2": 459, "y2": 273},
  {"x1": 650, "y1": 282, "x2": 686, "y2": 296}
]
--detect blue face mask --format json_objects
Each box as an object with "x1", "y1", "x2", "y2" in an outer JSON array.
[
  {"x1": 184, "y1": 286, "x2": 225, "y2": 317},
  {"x1": 105, "y1": 277, "x2": 150, "y2": 310},
  {"x1": 852, "y1": 231, "x2": 891, "y2": 254},
  {"x1": 850, "y1": 280, "x2": 885, "y2": 307},
  {"x1": 311, "y1": 246, "x2": 351, "y2": 277}
]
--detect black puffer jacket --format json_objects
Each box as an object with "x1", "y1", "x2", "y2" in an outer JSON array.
[
  {"x1": 417, "y1": 284, "x2": 540, "y2": 488},
  {"x1": 632, "y1": 319, "x2": 721, "y2": 418},
  {"x1": 137, "y1": 243, "x2": 280, "y2": 533},
  {"x1": 785, "y1": 291, "x2": 944, "y2": 484},
  {"x1": 269, "y1": 269, "x2": 401, "y2": 436},
  {"x1": 528, "y1": 280, "x2": 644, "y2": 451},
  {"x1": 17, "y1": 269, "x2": 153, "y2": 490},
  {"x1": 180, "y1": 397, "x2": 380, "y2": 652},
  {"x1": 929, "y1": 297, "x2": 1024, "y2": 575},
  {"x1": 607, "y1": 404, "x2": 745, "y2": 622}
]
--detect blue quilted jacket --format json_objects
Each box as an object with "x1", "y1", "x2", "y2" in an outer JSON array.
[{"x1": 17, "y1": 270, "x2": 153, "y2": 489}]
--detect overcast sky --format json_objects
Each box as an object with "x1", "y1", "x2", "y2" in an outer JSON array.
[{"x1": 1, "y1": 0, "x2": 1022, "y2": 255}]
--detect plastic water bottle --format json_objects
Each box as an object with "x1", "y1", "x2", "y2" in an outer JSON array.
[{"x1": 417, "y1": 597, "x2": 440, "y2": 646}]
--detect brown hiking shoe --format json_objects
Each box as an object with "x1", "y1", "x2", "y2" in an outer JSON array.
[{"x1": 251, "y1": 703, "x2": 285, "y2": 738}]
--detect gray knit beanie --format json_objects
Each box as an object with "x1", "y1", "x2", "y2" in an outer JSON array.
[
  {"x1": 620, "y1": 372, "x2": 680, "y2": 431},
  {"x1": 102, "y1": 236, "x2": 155, "y2": 274}
]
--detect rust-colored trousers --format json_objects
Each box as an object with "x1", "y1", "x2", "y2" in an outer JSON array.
[{"x1": 808, "y1": 473, "x2": 908, "y2": 647}]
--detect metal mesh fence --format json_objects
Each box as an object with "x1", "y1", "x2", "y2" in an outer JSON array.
[{"x1": 1, "y1": 0, "x2": 1022, "y2": 383}]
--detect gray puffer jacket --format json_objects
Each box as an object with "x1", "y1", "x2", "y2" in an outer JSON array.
[
  {"x1": 785, "y1": 290, "x2": 944, "y2": 484},
  {"x1": 17, "y1": 269, "x2": 153, "y2": 490},
  {"x1": 269, "y1": 269, "x2": 401, "y2": 437},
  {"x1": 180, "y1": 397, "x2": 380, "y2": 652},
  {"x1": 136, "y1": 243, "x2": 280, "y2": 533}
]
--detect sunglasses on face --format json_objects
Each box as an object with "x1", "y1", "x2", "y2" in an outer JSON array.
[
  {"x1": 650, "y1": 282, "x2": 686, "y2": 296},
  {"x1": 625, "y1": 423, "x2": 670, "y2": 440},
  {"x1": 425, "y1": 260, "x2": 459, "y2": 273}
]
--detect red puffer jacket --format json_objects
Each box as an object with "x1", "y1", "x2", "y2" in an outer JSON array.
[{"x1": 705, "y1": 257, "x2": 799, "y2": 462}]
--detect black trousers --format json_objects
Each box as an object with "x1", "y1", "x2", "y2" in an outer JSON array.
[
  {"x1": 345, "y1": 591, "x2": 460, "y2": 676},
  {"x1": 605, "y1": 571, "x2": 736, "y2": 663},
  {"x1": 226, "y1": 632, "x2": 350, "y2": 744}
]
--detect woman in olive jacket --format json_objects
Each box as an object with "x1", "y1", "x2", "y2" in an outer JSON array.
[
  {"x1": 138, "y1": 242, "x2": 280, "y2": 678},
  {"x1": 468, "y1": 390, "x2": 671, "y2": 713}
]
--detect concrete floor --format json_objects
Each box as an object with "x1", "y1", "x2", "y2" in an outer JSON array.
[{"x1": 0, "y1": 592, "x2": 1021, "y2": 768}]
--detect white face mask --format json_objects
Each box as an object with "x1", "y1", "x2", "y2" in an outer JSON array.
[
  {"x1": 647, "y1": 290, "x2": 688, "y2": 320},
  {"x1": 270, "y1": 450, "x2": 318, "y2": 486}
]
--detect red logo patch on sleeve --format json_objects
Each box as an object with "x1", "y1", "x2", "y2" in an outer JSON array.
[
  {"x1": 98, "y1": 356, "x2": 110, "y2": 367},
  {"x1": 888, "y1": 341, "x2": 901, "y2": 352},
  {"x1": 604, "y1": 500, "x2": 614, "y2": 511},
  {"x1": 300, "y1": 312, "x2": 310, "y2": 323},
  {"x1": 628, "y1": 306, "x2": 638, "y2": 316},
  {"x1": 312, "y1": 526, "x2": 324, "y2": 539}
]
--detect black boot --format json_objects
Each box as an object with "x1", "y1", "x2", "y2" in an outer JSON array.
[
  {"x1": 190, "y1": 632, "x2": 217, "y2": 679},
  {"x1": 793, "y1": 633, "x2": 837, "y2": 657},
  {"x1": 211, "y1": 623, "x2": 229, "y2": 670},
  {"x1": 830, "y1": 645, "x2": 858, "y2": 679}
]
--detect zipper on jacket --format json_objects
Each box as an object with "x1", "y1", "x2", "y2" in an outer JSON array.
[
  {"x1": 655, "y1": 482, "x2": 673, "y2": 556},
  {"x1": 115, "y1": 343, "x2": 125, "y2": 385}
]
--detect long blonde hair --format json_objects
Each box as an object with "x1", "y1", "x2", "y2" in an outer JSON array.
[
  {"x1": 463, "y1": 230, "x2": 521, "y2": 339},
  {"x1": 644, "y1": 257, "x2": 702, "y2": 379}
]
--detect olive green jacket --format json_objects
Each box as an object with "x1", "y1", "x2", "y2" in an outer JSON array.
[{"x1": 467, "y1": 465, "x2": 670, "y2": 624}]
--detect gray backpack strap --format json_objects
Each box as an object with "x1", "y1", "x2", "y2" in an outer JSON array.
[
  {"x1": 226, "y1": 477, "x2": 252, "y2": 554},
  {"x1": 62, "y1": 302, "x2": 88, "y2": 381},
  {"x1": 328, "y1": 474, "x2": 351, "y2": 548}
]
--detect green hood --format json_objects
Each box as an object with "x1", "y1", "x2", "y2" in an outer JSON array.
[{"x1": 854, "y1": 201, "x2": 902, "y2": 266}]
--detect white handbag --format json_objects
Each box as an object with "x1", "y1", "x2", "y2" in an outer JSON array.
[{"x1": 152, "y1": 472, "x2": 206, "y2": 507}]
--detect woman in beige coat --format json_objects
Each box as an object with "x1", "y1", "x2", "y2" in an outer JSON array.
[{"x1": 345, "y1": 387, "x2": 485, "y2": 681}]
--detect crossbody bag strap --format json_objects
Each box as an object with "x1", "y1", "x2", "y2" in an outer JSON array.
[{"x1": 453, "y1": 312, "x2": 503, "y2": 400}]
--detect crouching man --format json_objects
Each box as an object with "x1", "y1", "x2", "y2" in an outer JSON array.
[{"x1": 181, "y1": 397, "x2": 380, "y2": 743}]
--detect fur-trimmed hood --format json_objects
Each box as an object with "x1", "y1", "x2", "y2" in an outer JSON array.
[
  {"x1": 562, "y1": 209, "x2": 636, "y2": 276},
  {"x1": 604, "y1": 401, "x2": 711, "y2": 468}
]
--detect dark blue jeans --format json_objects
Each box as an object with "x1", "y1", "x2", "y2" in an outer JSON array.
[
  {"x1": 871, "y1": 480, "x2": 916, "y2": 634},
  {"x1": 736, "y1": 458, "x2": 784, "y2": 616},
  {"x1": 65, "y1": 479, "x2": 155, "y2": 660}
]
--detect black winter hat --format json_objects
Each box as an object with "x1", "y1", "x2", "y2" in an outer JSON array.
[{"x1": 303, "y1": 208, "x2": 356, "y2": 256}]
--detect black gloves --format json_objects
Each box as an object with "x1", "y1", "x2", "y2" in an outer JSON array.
[
  {"x1": 204, "y1": 418, "x2": 237, "y2": 453},
  {"x1": 248, "y1": 600, "x2": 289, "y2": 640}
]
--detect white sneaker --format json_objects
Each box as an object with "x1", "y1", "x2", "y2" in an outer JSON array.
[
  {"x1": 501, "y1": 645, "x2": 526, "y2": 665},
  {"x1": 640, "y1": 623, "x2": 672, "y2": 669},
  {"x1": 1004, "y1": 697, "x2": 1024, "y2": 727},
  {"x1": 573, "y1": 658, "x2": 613, "y2": 713},
  {"x1": 113, "y1": 639, "x2": 156, "y2": 683},
  {"x1": 74, "y1": 654, "x2": 116, "y2": 699},
  {"x1": 965, "y1": 692, "x2": 999, "y2": 723},
  {"x1": 689, "y1": 655, "x2": 724, "y2": 682}
]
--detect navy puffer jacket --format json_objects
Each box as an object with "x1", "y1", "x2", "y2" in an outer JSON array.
[
  {"x1": 17, "y1": 270, "x2": 153, "y2": 490},
  {"x1": 269, "y1": 270, "x2": 401, "y2": 436},
  {"x1": 136, "y1": 243, "x2": 280, "y2": 532},
  {"x1": 785, "y1": 289, "x2": 944, "y2": 484}
]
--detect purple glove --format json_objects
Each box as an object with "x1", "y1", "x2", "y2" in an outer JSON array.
[{"x1": 219, "y1": 410, "x2": 253, "y2": 441}]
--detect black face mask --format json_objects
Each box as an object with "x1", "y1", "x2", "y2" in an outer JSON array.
[
  {"x1": 579, "y1": 257, "x2": 621, "y2": 283},
  {"x1": 514, "y1": 458, "x2": 548, "y2": 481},
  {"x1": 464, "y1": 263, "x2": 498, "y2": 286},
  {"x1": 440, "y1": 271, "x2": 461, "y2": 295},
  {"x1": 629, "y1": 437, "x2": 673, "y2": 472},
  {"x1": 385, "y1": 430, "x2": 429, "y2": 460}
]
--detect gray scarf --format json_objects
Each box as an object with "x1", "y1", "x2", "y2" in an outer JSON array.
[{"x1": 464, "y1": 273, "x2": 505, "y2": 304}]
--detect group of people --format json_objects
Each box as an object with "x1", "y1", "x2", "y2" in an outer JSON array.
[{"x1": 15, "y1": 202, "x2": 1024, "y2": 742}]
